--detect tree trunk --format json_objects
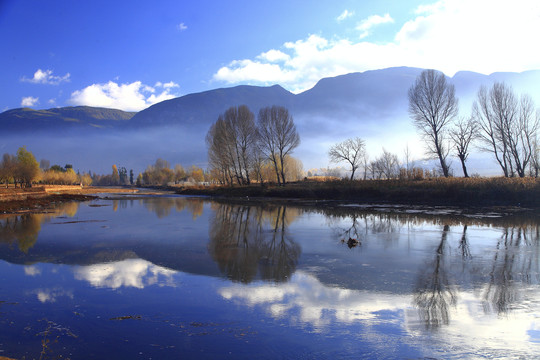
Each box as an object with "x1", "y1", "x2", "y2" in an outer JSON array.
[{"x1": 459, "y1": 155, "x2": 469, "y2": 178}]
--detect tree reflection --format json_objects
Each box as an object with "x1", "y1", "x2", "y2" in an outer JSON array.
[
  {"x1": 481, "y1": 225, "x2": 540, "y2": 315},
  {"x1": 414, "y1": 225, "x2": 457, "y2": 329},
  {"x1": 141, "y1": 197, "x2": 205, "y2": 219},
  {"x1": 208, "y1": 203, "x2": 300, "y2": 283},
  {"x1": 0, "y1": 202, "x2": 80, "y2": 252}
]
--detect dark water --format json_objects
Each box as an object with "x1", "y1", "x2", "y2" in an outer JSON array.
[{"x1": 0, "y1": 195, "x2": 539, "y2": 359}]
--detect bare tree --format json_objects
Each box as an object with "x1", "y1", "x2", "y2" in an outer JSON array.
[
  {"x1": 328, "y1": 137, "x2": 365, "y2": 180},
  {"x1": 408, "y1": 70, "x2": 458, "y2": 177},
  {"x1": 449, "y1": 117, "x2": 476, "y2": 178},
  {"x1": 258, "y1": 106, "x2": 300, "y2": 185},
  {"x1": 473, "y1": 82, "x2": 539, "y2": 177},
  {"x1": 206, "y1": 105, "x2": 259, "y2": 185},
  {"x1": 371, "y1": 148, "x2": 400, "y2": 179}
]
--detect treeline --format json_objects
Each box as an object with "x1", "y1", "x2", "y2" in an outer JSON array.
[
  {"x1": 90, "y1": 159, "x2": 207, "y2": 186},
  {"x1": 408, "y1": 70, "x2": 539, "y2": 178},
  {"x1": 327, "y1": 72, "x2": 539, "y2": 180},
  {"x1": 0, "y1": 147, "x2": 92, "y2": 187},
  {"x1": 206, "y1": 105, "x2": 301, "y2": 186}
]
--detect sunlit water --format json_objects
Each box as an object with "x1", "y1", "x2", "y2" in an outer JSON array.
[{"x1": 0, "y1": 195, "x2": 539, "y2": 359}]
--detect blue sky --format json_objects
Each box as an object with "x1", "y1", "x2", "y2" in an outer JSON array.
[{"x1": 1, "y1": 0, "x2": 539, "y2": 112}]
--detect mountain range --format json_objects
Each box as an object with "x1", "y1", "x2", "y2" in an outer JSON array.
[{"x1": 1, "y1": 67, "x2": 539, "y2": 174}]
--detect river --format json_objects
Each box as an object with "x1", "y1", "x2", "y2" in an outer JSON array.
[{"x1": 0, "y1": 195, "x2": 539, "y2": 359}]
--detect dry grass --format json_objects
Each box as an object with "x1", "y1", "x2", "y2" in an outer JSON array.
[{"x1": 176, "y1": 177, "x2": 540, "y2": 208}]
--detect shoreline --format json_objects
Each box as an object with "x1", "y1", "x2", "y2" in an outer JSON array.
[
  {"x1": 0, "y1": 186, "x2": 137, "y2": 215},
  {"x1": 172, "y1": 178, "x2": 540, "y2": 211},
  {"x1": 1, "y1": 178, "x2": 539, "y2": 216}
]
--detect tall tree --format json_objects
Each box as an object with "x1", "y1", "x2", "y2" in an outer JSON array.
[
  {"x1": 16, "y1": 147, "x2": 40, "y2": 187},
  {"x1": 206, "y1": 105, "x2": 258, "y2": 185},
  {"x1": 0, "y1": 153, "x2": 17, "y2": 188},
  {"x1": 473, "y1": 82, "x2": 539, "y2": 177},
  {"x1": 449, "y1": 117, "x2": 476, "y2": 178},
  {"x1": 328, "y1": 137, "x2": 365, "y2": 180},
  {"x1": 408, "y1": 70, "x2": 458, "y2": 177},
  {"x1": 258, "y1": 106, "x2": 300, "y2": 185}
]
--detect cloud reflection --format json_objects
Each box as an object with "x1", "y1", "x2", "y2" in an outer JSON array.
[
  {"x1": 219, "y1": 271, "x2": 540, "y2": 355},
  {"x1": 74, "y1": 259, "x2": 176, "y2": 289},
  {"x1": 33, "y1": 288, "x2": 73, "y2": 303}
]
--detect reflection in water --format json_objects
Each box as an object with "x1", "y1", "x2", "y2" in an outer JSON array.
[
  {"x1": 482, "y1": 226, "x2": 540, "y2": 315},
  {"x1": 0, "y1": 202, "x2": 79, "y2": 252},
  {"x1": 74, "y1": 258, "x2": 176, "y2": 289},
  {"x1": 220, "y1": 269, "x2": 540, "y2": 357},
  {"x1": 208, "y1": 203, "x2": 301, "y2": 283},
  {"x1": 220, "y1": 271, "x2": 409, "y2": 330},
  {"x1": 414, "y1": 225, "x2": 457, "y2": 328},
  {"x1": 139, "y1": 197, "x2": 204, "y2": 219}
]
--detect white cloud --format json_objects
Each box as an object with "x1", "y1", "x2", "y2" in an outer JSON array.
[
  {"x1": 356, "y1": 13, "x2": 394, "y2": 39},
  {"x1": 33, "y1": 288, "x2": 73, "y2": 303},
  {"x1": 21, "y1": 69, "x2": 71, "y2": 85},
  {"x1": 213, "y1": 0, "x2": 540, "y2": 93},
  {"x1": 69, "y1": 80, "x2": 180, "y2": 111},
  {"x1": 74, "y1": 259, "x2": 176, "y2": 289},
  {"x1": 24, "y1": 265, "x2": 41, "y2": 276},
  {"x1": 177, "y1": 22, "x2": 188, "y2": 31},
  {"x1": 337, "y1": 9, "x2": 354, "y2": 22},
  {"x1": 257, "y1": 49, "x2": 290, "y2": 63},
  {"x1": 220, "y1": 271, "x2": 540, "y2": 355},
  {"x1": 21, "y1": 96, "x2": 39, "y2": 107}
]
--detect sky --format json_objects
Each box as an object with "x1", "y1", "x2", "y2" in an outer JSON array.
[{"x1": 1, "y1": 0, "x2": 540, "y2": 113}]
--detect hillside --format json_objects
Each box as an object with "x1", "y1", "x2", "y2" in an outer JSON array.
[{"x1": 0, "y1": 106, "x2": 135, "y2": 132}]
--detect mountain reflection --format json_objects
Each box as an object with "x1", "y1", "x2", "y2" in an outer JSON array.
[
  {"x1": 208, "y1": 203, "x2": 301, "y2": 283},
  {"x1": 0, "y1": 202, "x2": 79, "y2": 252}
]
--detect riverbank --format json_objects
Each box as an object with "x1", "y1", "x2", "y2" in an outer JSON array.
[
  {"x1": 0, "y1": 186, "x2": 137, "y2": 214},
  {"x1": 174, "y1": 177, "x2": 540, "y2": 210}
]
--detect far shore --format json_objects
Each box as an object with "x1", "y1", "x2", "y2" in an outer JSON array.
[
  {"x1": 172, "y1": 177, "x2": 540, "y2": 211},
  {"x1": 0, "y1": 177, "x2": 539, "y2": 215}
]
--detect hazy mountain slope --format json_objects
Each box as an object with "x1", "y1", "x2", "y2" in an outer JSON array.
[
  {"x1": 129, "y1": 84, "x2": 295, "y2": 128},
  {"x1": 0, "y1": 106, "x2": 135, "y2": 132}
]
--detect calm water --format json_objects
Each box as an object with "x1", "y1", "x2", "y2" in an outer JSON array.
[{"x1": 0, "y1": 195, "x2": 539, "y2": 359}]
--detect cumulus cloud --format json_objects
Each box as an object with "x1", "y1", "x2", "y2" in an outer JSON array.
[
  {"x1": 21, "y1": 96, "x2": 39, "y2": 107},
  {"x1": 337, "y1": 9, "x2": 354, "y2": 22},
  {"x1": 24, "y1": 265, "x2": 41, "y2": 276},
  {"x1": 213, "y1": 0, "x2": 540, "y2": 93},
  {"x1": 74, "y1": 259, "x2": 176, "y2": 289},
  {"x1": 356, "y1": 13, "x2": 394, "y2": 39},
  {"x1": 21, "y1": 69, "x2": 71, "y2": 85},
  {"x1": 69, "y1": 80, "x2": 180, "y2": 111},
  {"x1": 177, "y1": 22, "x2": 188, "y2": 31},
  {"x1": 33, "y1": 288, "x2": 73, "y2": 303}
]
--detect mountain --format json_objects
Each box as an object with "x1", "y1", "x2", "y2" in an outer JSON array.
[
  {"x1": 0, "y1": 106, "x2": 135, "y2": 132},
  {"x1": 128, "y1": 84, "x2": 295, "y2": 128},
  {"x1": 0, "y1": 67, "x2": 538, "y2": 174}
]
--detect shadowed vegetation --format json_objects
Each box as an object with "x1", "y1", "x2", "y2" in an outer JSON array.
[{"x1": 176, "y1": 177, "x2": 540, "y2": 208}]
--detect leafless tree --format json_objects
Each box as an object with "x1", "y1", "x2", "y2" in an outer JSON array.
[
  {"x1": 371, "y1": 148, "x2": 400, "y2": 179},
  {"x1": 206, "y1": 105, "x2": 259, "y2": 185},
  {"x1": 328, "y1": 137, "x2": 365, "y2": 180},
  {"x1": 449, "y1": 117, "x2": 476, "y2": 178},
  {"x1": 408, "y1": 70, "x2": 458, "y2": 177},
  {"x1": 258, "y1": 106, "x2": 300, "y2": 185},
  {"x1": 473, "y1": 82, "x2": 539, "y2": 177}
]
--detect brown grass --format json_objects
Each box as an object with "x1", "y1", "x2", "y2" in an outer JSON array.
[{"x1": 175, "y1": 177, "x2": 540, "y2": 208}]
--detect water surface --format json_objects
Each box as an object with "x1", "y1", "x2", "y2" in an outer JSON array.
[{"x1": 0, "y1": 195, "x2": 539, "y2": 359}]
